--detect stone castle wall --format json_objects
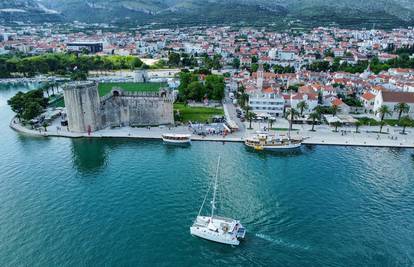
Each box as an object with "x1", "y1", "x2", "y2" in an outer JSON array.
[
  {"x1": 63, "y1": 82, "x2": 174, "y2": 133},
  {"x1": 99, "y1": 93, "x2": 173, "y2": 128},
  {"x1": 63, "y1": 82, "x2": 101, "y2": 133}
]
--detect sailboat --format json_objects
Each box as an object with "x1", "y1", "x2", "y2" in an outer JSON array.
[{"x1": 190, "y1": 156, "x2": 246, "y2": 246}]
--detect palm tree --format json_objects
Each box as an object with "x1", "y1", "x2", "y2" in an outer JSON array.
[
  {"x1": 378, "y1": 105, "x2": 392, "y2": 133},
  {"x1": 309, "y1": 112, "x2": 320, "y2": 131},
  {"x1": 332, "y1": 121, "x2": 342, "y2": 132},
  {"x1": 394, "y1": 102, "x2": 410, "y2": 120},
  {"x1": 297, "y1": 101, "x2": 309, "y2": 117},
  {"x1": 246, "y1": 110, "x2": 256, "y2": 129},
  {"x1": 286, "y1": 108, "x2": 299, "y2": 133},
  {"x1": 42, "y1": 121, "x2": 48, "y2": 132},
  {"x1": 314, "y1": 105, "x2": 324, "y2": 114},
  {"x1": 399, "y1": 115, "x2": 413, "y2": 135},
  {"x1": 355, "y1": 120, "x2": 362, "y2": 133},
  {"x1": 331, "y1": 105, "x2": 340, "y2": 116},
  {"x1": 268, "y1": 117, "x2": 275, "y2": 130},
  {"x1": 42, "y1": 82, "x2": 51, "y2": 97},
  {"x1": 238, "y1": 92, "x2": 249, "y2": 108}
]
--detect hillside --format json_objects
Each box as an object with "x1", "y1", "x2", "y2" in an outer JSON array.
[
  {"x1": 0, "y1": 0, "x2": 62, "y2": 23},
  {"x1": 1, "y1": 0, "x2": 413, "y2": 28}
]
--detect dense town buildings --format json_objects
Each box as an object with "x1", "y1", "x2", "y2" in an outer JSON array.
[{"x1": 2, "y1": 23, "x2": 414, "y2": 119}]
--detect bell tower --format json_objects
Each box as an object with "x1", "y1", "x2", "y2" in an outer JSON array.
[{"x1": 257, "y1": 64, "x2": 264, "y2": 90}]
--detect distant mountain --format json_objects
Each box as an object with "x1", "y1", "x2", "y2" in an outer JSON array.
[
  {"x1": 0, "y1": 0, "x2": 62, "y2": 23},
  {"x1": 1, "y1": 0, "x2": 414, "y2": 28}
]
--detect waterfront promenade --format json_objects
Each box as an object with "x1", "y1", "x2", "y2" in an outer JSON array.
[{"x1": 10, "y1": 117, "x2": 414, "y2": 148}]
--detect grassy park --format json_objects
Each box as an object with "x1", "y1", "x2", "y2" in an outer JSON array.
[
  {"x1": 49, "y1": 97, "x2": 65, "y2": 108},
  {"x1": 98, "y1": 82, "x2": 167, "y2": 96},
  {"x1": 174, "y1": 103, "x2": 224, "y2": 123}
]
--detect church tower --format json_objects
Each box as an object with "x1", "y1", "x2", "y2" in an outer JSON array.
[{"x1": 257, "y1": 64, "x2": 264, "y2": 90}]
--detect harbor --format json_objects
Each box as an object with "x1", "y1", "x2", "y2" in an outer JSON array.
[
  {"x1": 9, "y1": 115, "x2": 414, "y2": 148},
  {"x1": 1, "y1": 81, "x2": 414, "y2": 266}
]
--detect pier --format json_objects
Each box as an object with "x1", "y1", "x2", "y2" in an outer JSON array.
[{"x1": 10, "y1": 117, "x2": 414, "y2": 148}]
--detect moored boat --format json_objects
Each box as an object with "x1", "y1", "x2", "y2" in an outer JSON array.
[
  {"x1": 162, "y1": 134, "x2": 191, "y2": 145},
  {"x1": 244, "y1": 132, "x2": 302, "y2": 151}
]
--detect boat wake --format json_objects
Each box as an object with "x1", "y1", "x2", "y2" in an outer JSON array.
[{"x1": 255, "y1": 233, "x2": 310, "y2": 251}]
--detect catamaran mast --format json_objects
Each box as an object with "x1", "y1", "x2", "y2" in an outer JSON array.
[
  {"x1": 288, "y1": 89, "x2": 292, "y2": 139},
  {"x1": 211, "y1": 156, "x2": 221, "y2": 219}
]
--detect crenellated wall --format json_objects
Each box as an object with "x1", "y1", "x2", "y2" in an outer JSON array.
[
  {"x1": 63, "y1": 82, "x2": 174, "y2": 133},
  {"x1": 99, "y1": 90, "x2": 174, "y2": 128}
]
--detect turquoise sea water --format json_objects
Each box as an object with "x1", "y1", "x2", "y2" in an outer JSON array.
[{"x1": 0, "y1": 84, "x2": 414, "y2": 266}]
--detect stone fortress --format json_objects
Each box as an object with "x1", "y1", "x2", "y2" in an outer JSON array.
[{"x1": 63, "y1": 81, "x2": 174, "y2": 133}]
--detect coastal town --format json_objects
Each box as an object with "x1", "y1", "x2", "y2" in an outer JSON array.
[
  {"x1": 2, "y1": 0, "x2": 414, "y2": 264},
  {"x1": 3, "y1": 23, "x2": 414, "y2": 148}
]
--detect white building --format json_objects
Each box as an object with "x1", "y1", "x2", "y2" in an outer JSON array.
[
  {"x1": 360, "y1": 92, "x2": 376, "y2": 112},
  {"x1": 373, "y1": 91, "x2": 414, "y2": 118},
  {"x1": 278, "y1": 50, "x2": 297, "y2": 61},
  {"x1": 248, "y1": 92, "x2": 285, "y2": 117},
  {"x1": 290, "y1": 93, "x2": 318, "y2": 114},
  {"x1": 268, "y1": 48, "x2": 277, "y2": 59}
]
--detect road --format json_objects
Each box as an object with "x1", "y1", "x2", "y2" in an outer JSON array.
[{"x1": 223, "y1": 88, "x2": 246, "y2": 135}]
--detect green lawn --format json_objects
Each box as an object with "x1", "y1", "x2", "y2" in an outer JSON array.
[
  {"x1": 49, "y1": 96, "x2": 65, "y2": 108},
  {"x1": 98, "y1": 82, "x2": 167, "y2": 97},
  {"x1": 174, "y1": 103, "x2": 224, "y2": 123},
  {"x1": 270, "y1": 128, "x2": 299, "y2": 131}
]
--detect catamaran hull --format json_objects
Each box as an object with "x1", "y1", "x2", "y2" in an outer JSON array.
[{"x1": 190, "y1": 226, "x2": 240, "y2": 246}]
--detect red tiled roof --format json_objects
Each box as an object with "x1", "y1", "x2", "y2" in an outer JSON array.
[
  {"x1": 332, "y1": 98, "x2": 344, "y2": 106},
  {"x1": 382, "y1": 91, "x2": 414, "y2": 103},
  {"x1": 361, "y1": 92, "x2": 375, "y2": 101}
]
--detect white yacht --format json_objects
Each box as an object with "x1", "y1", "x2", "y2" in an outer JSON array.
[
  {"x1": 190, "y1": 157, "x2": 246, "y2": 246},
  {"x1": 162, "y1": 134, "x2": 191, "y2": 145}
]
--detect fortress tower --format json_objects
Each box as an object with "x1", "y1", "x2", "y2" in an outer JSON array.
[{"x1": 63, "y1": 82, "x2": 101, "y2": 133}]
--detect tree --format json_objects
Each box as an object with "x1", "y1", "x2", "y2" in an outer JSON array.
[
  {"x1": 22, "y1": 102, "x2": 44, "y2": 121},
  {"x1": 355, "y1": 120, "x2": 362, "y2": 133},
  {"x1": 378, "y1": 105, "x2": 392, "y2": 133},
  {"x1": 398, "y1": 115, "x2": 413, "y2": 134},
  {"x1": 297, "y1": 101, "x2": 309, "y2": 116},
  {"x1": 332, "y1": 121, "x2": 342, "y2": 132},
  {"x1": 251, "y1": 63, "x2": 259, "y2": 73},
  {"x1": 168, "y1": 52, "x2": 181, "y2": 66},
  {"x1": 273, "y1": 65, "x2": 295, "y2": 74},
  {"x1": 238, "y1": 92, "x2": 249, "y2": 108},
  {"x1": 8, "y1": 89, "x2": 47, "y2": 121},
  {"x1": 314, "y1": 105, "x2": 324, "y2": 115},
  {"x1": 268, "y1": 117, "x2": 275, "y2": 129},
  {"x1": 317, "y1": 91, "x2": 323, "y2": 105},
  {"x1": 246, "y1": 107, "x2": 256, "y2": 129},
  {"x1": 394, "y1": 102, "x2": 410, "y2": 120},
  {"x1": 331, "y1": 105, "x2": 341, "y2": 116},
  {"x1": 42, "y1": 121, "x2": 48, "y2": 132},
  {"x1": 286, "y1": 108, "x2": 299, "y2": 133},
  {"x1": 205, "y1": 75, "x2": 225, "y2": 100},
  {"x1": 309, "y1": 112, "x2": 320, "y2": 131},
  {"x1": 187, "y1": 81, "x2": 206, "y2": 102},
  {"x1": 232, "y1": 58, "x2": 240, "y2": 69},
  {"x1": 70, "y1": 70, "x2": 87, "y2": 81},
  {"x1": 7, "y1": 91, "x2": 26, "y2": 118}
]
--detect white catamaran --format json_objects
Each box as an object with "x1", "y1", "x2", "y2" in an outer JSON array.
[{"x1": 190, "y1": 156, "x2": 246, "y2": 246}]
